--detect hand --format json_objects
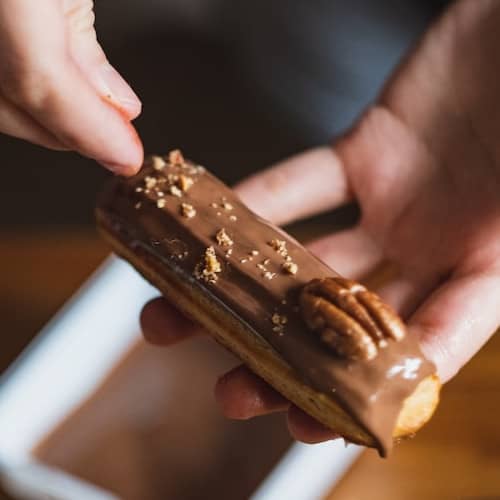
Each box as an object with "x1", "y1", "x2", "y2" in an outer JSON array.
[
  {"x1": 0, "y1": 0, "x2": 142, "y2": 174},
  {"x1": 141, "y1": 0, "x2": 500, "y2": 442}
]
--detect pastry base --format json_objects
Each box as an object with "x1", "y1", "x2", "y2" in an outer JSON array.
[{"x1": 97, "y1": 214, "x2": 440, "y2": 451}]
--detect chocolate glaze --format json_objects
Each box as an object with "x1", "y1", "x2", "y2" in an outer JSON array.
[{"x1": 96, "y1": 156, "x2": 436, "y2": 456}]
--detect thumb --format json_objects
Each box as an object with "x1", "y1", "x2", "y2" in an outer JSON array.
[
  {"x1": 0, "y1": 0, "x2": 143, "y2": 174},
  {"x1": 65, "y1": 0, "x2": 141, "y2": 120}
]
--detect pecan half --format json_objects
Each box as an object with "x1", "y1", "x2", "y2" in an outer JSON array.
[{"x1": 300, "y1": 277, "x2": 406, "y2": 361}]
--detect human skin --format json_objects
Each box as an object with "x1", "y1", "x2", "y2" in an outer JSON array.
[
  {"x1": 140, "y1": 0, "x2": 500, "y2": 442},
  {"x1": 0, "y1": 0, "x2": 143, "y2": 174},
  {"x1": 0, "y1": 0, "x2": 498, "y2": 443}
]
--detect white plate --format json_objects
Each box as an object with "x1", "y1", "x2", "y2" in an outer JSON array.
[{"x1": 0, "y1": 256, "x2": 360, "y2": 500}]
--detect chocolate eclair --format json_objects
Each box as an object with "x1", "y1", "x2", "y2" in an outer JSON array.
[{"x1": 96, "y1": 151, "x2": 440, "y2": 456}]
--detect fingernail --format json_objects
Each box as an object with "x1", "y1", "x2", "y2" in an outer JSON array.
[
  {"x1": 100, "y1": 161, "x2": 127, "y2": 174},
  {"x1": 96, "y1": 63, "x2": 142, "y2": 119},
  {"x1": 100, "y1": 161, "x2": 139, "y2": 176}
]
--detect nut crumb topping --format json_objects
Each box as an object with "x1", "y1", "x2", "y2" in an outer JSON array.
[
  {"x1": 169, "y1": 185, "x2": 183, "y2": 197},
  {"x1": 215, "y1": 228, "x2": 234, "y2": 247},
  {"x1": 136, "y1": 152, "x2": 200, "y2": 206},
  {"x1": 135, "y1": 202, "x2": 142, "y2": 209},
  {"x1": 166, "y1": 173, "x2": 194, "y2": 196},
  {"x1": 180, "y1": 203, "x2": 196, "y2": 218},
  {"x1": 257, "y1": 259, "x2": 276, "y2": 279},
  {"x1": 267, "y1": 239, "x2": 299, "y2": 276},
  {"x1": 178, "y1": 174, "x2": 194, "y2": 192},
  {"x1": 269, "y1": 239, "x2": 288, "y2": 257},
  {"x1": 271, "y1": 313, "x2": 287, "y2": 335},
  {"x1": 156, "y1": 198, "x2": 166, "y2": 208},
  {"x1": 152, "y1": 155, "x2": 166, "y2": 171},
  {"x1": 169, "y1": 149, "x2": 185, "y2": 166},
  {"x1": 282, "y1": 261, "x2": 298, "y2": 275},
  {"x1": 250, "y1": 250, "x2": 259, "y2": 256},
  {"x1": 210, "y1": 199, "x2": 237, "y2": 219},
  {"x1": 272, "y1": 313, "x2": 288, "y2": 325},
  {"x1": 145, "y1": 176, "x2": 157, "y2": 190},
  {"x1": 194, "y1": 246, "x2": 221, "y2": 283}
]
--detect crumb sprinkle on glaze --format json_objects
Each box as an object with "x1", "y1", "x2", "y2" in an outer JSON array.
[
  {"x1": 152, "y1": 155, "x2": 166, "y2": 171},
  {"x1": 169, "y1": 149, "x2": 185, "y2": 166},
  {"x1": 215, "y1": 228, "x2": 234, "y2": 247},
  {"x1": 282, "y1": 261, "x2": 298, "y2": 275},
  {"x1": 194, "y1": 246, "x2": 222, "y2": 284},
  {"x1": 180, "y1": 202, "x2": 196, "y2": 218},
  {"x1": 271, "y1": 312, "x2": 287, "y2": 335}
]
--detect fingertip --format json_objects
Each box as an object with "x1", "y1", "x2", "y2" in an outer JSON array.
[
  {"x1": 408, "y1": 268, "x2": 500, "y2": 384},
  {"x1": 34, "y1": 60, "x2": 144, "y2": 175},
  {"x1": 215, "y1": 366, "x2": 288, "y2": 420},
  {"x1": 140, "y1": 297, "x2": 197, "y2": 345},
  {"x1": 234, "y1": 147, "x2": 350, "y2": 225},
  {"x1": 100, "y1": 161, "x2": 142, "y2": 177},
  {"x1": 214, "y1": 369, "x2": 256, "y2": 420},
  {"x1": 287, "y1": 405, "x2": 340, "y2": 443},
  {"x1": 98, "y1": 123, "x2": 143, "y2": 175},
  {"x1": 100, "y1": 161, "x2": 134, "y2": 175}
]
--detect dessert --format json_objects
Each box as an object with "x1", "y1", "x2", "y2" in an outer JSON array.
[{"x1": 96, "y1": 150, "x2": 440, "y2": 456}]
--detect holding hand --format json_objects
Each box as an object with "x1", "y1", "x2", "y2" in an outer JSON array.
[
  {"x1": 141, "y1": 0, "x2": 500, "y2": 442},
  {"x1": 0, "y1": 0, "x2": 142, "y2": 173}
]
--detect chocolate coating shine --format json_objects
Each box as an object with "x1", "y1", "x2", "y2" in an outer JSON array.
[{"x1": 97, "y1": 156, "x2": 435, "y2": 456}]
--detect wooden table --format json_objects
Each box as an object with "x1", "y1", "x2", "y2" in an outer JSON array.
[
  {"x1": 0, "y1": 231, "x2": 108, "y2": 375},
  {"x1": 3, "y1": 232, "x2": 500, "y2": 499}
]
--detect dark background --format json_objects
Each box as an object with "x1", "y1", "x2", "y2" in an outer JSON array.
[{"x1": 0, "y1": 0, "x2": 446, "y2": 229}]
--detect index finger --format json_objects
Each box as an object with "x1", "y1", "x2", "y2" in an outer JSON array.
[
  {"x1": 235, "y1": 146, "x2": 352, "y2": 226},
  {"x1": 0, "y1": 0, "x2": 143, "y2": 174}
]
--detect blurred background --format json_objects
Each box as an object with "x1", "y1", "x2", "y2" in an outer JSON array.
[{"x1": 5, "y1": 1, "x2": 500, "y2": 499}]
